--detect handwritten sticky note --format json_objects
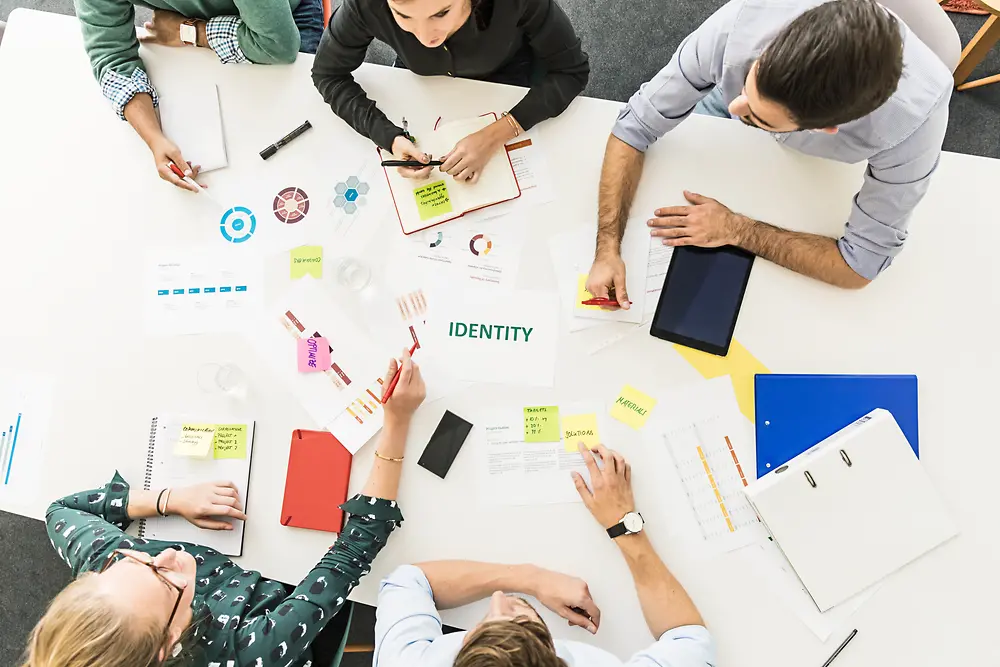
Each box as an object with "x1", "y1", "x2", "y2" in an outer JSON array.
[
  {"x1": 297, "y1": 337, "x2": 332, "y2": 372},
  {"x1": 414, "y1": 180, "x2": 453, "y2": 221},
  {"x1": 576, "y1": 274, "x2": 602, "y2": 311},
  {"x1": 213, "y1": 424, "x2": 248, "y2": 459},
  {"x1": 524, "y1": 406, "x2": 560, "y2": 442},
  {"x1": 290, "y1": 245, "x2": 323, "y2": 280},
  {"x1": 174, "y1": 424, "x2": 216, "y2": 458},
  {"x1": 561, "y1": 413, "x2": 600, "y2": 452},
  {"x1": 673, "y1": 339, "x2": 769, "y2": 423},
  {"x1": 610, "y1": 385, "x2": 657, "y2": 429}
]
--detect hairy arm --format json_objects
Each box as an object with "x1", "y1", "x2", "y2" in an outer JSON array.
[
  {"x1": 414, "y1": 561, "x2": 540, "y2": 609},
  {"x1": 615, "y1": 533, "x2": 703, "y2": 637},
  {"x1": 596, "y1": 134, "x2": 645, "y2": 257}
]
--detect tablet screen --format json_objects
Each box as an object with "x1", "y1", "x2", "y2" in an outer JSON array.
[{"x1": 650, "y1": 246, "x2": 754, "y2": 355}]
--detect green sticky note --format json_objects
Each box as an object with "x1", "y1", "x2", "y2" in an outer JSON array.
[
  {"x1": 213, "y1": 424, "x2": 248, "y2": 459},
  {"x1": 524, "y1": 406, "x2": 560, "y2": 442},
  {"x1": 414, "y1": 180, "x2": 453, "y2": 221},
  {"x1": 290, "y1": 245, "x2": 323, "y2": 280}
]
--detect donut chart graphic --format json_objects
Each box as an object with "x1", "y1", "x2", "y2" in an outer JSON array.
[
  {"x1": 469, "y1": 233, "x2": 493, "y2": 256},
  {"x1": 220, "y1": 207, "x2": 257, "y2": 243},
  {"x1": 429, "y1": 231, "x2": 444, "y2": 248},
  {"x1": 273, "y1": 187, "x2": 310, "y2": 224}
]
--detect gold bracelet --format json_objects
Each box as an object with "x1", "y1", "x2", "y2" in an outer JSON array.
[
  {"x1": 374, "y1": 451, "x2": 404, "y2": 463},
  {"x1": 502, "y1": 111, "x2": 520, "y2": 138}
]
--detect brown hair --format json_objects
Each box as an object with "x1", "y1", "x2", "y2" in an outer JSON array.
[
  {"x1": 756, "y1": 0, "x2": 903, "y2": 129},
  {"x1": 20, "y1": 574, "x2": 168, "y2": 667},
  {"x1": 454, "y1": 619, "x2": 568, "y2": 667}
]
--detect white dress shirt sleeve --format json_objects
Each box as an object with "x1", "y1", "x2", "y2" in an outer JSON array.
[
  {"x1": 374, "y1": 564, "x2": 445, "y2": 667},
  {"x1": 625, "y1": 624, "x2": 717, "y2": 667}
]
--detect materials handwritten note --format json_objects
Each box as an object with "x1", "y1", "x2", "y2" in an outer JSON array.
[
  {"x1": 610, "y1": 385, "x2": 657, "y2": 429},
  {"x1": 673, "y1": 339, "x2": 769, "y2": 423},
  {"x1": 174, "y1": 424, "x2": 216, "y2": 458},
  {"x1": 524, "y1": 406, "x2": 560, "y2": 442},
  {"x1": 290, "y1": 245, "x2": 323, "y2": 280},
  {"x1": 575, "y1": 274, "x2": 602, "y2": 311},
  {"x1": 297, "y1": 337, "x2": 332, "y2": 372},
  {"x1": 414, "y1": 180, "x2": 453, "y2": 221},
  {"x1": 561, "y1": 413, "x2": 600, "y2": 452},
  {"x1": 213, "y1": 424, "x2": 248, "y2": 459}
]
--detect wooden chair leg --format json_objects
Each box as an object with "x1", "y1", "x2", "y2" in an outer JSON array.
[{"x1": 954, "y1": 15, "x2": 1000, "y2": 86}]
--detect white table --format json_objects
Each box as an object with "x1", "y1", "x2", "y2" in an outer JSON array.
[{"x1": 1, "y1": 8, "x2": 995, "y2": 666}]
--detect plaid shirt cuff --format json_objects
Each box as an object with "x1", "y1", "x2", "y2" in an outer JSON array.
[
  {"x1": 206, "y1": 16, "x2": 248, "y2": 64},
  {"x1": 100, "y1": 68, "x2": 158, "y2": 120}
]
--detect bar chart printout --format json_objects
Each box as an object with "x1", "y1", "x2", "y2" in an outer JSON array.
[{"x1": 0, "y1": 371, "x2": 53, "y2": 512}]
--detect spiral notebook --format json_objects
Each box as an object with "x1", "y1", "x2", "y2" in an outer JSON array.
[{"x1": 139, "y1": 416, "x2": 256, "y2": 556}]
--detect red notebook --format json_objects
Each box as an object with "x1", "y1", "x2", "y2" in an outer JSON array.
[{"x1": 281, "y1": 429, "x2": 352, "y2": 533}]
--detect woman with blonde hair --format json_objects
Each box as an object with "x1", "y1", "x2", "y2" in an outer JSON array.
[{"x1": 21, "y1": 351, "x2": 425, "y2": 667}]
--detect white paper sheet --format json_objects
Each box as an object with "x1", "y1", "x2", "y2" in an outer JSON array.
[
  {"x1": 572, "y1": 226, "x2": 649, "y2": 324},
  {"x1": 158, "y1": 83, "x2": 228, "y2": 172},
  {"x1": 547, "y1": 231, "x2": 607, "y2": 334},
  {"x1": 505, "y1": 131, "x2": 555, "y2": 206},
  {"x1": 645, "y1": 235, "x2": 674, "y2": 315},
  {"x1": 0, "y1": 370, "x2": 52, "y2": 513}
]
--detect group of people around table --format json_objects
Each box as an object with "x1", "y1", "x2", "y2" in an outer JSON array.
[{"x1": 18, "y1": 0, "x2": 954, "y2": 665}]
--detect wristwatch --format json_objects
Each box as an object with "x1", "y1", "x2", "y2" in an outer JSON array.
[
  {"x1": 179, "y1": 19, "x2": 199, "y2": 46},
  {"x1": 606, "y1": 511, "x2": 644, "y2": 539}
]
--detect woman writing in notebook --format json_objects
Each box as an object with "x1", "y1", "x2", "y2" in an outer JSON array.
[
  {"x1": 311, "y1": 0, "x2": 589, "y2": 183},
  {"x1": 19, "y1": 351, "x2": 425, "y2": 667}
]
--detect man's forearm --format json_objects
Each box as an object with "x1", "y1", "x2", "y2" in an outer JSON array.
[
  {"x1": 123, "y1": 93, "x2": 165, "y2": 150},
  {"x1": 735, "y1": 217, "x2": 870, "y2": 289},
  {"x1": 596, "y1": 134, "x2": 645, "y2": 257},
  {"x1": 616, "y1": 533, "x2": 703, "y2": 638},
  {"x1": 415, "y1": 561, "x2": 540, "y2": 609}
]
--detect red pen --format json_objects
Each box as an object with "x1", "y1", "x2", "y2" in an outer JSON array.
[
  {"x1": 581, "y1": 297, "x2": 631, "y2": 307},
  {"x1": 168, "y1": 162, "x2": 223, "y2": 208},
  {"x1": 381, "y1": 342, "x2": 418, "y2": 403}
]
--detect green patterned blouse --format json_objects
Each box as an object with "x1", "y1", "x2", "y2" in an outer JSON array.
[{"x1": 44, "y1": 472, "x2": 402, "y2": 666}]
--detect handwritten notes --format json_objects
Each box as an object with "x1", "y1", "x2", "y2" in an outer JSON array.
[
  {"x1": 213, "y1": 424, "x2": 248, "y2": 459},
  {"x1": 297, "y1": 337, "x2": 332, "y2": 372},
  {"x1": 575, "y1": 274, "x2": 602, "y2": 311},
  {"x1": 610, "y1": 385, "x2": 657, "y2": 429},
  {"x1": 524, "y1": 406, "x2": 560, "y2": 442},
  {"x1": 174, "y1": 424, "x2": 216, "y2": 458},
  {"x1": 414, "y1": 180, "x2": 453, "y2": 221},
  {"x1": 290, "y1": 245, "x2": 323, "y2": 280},
  {"x1": 561, "y1": 413, "x2": 600, "y2": 452}
]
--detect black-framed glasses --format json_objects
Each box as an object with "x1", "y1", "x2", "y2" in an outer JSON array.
[{"x1": 101, "y1": 549, "x2": 185, "y2": 654}]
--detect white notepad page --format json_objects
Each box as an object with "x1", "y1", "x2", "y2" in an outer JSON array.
[{"x1": 159, "y1": 83, "x2": 229, "y2": 173}]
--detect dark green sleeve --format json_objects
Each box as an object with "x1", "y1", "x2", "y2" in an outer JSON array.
[
  {"x1": 73, "y1": 0, "x2": 141, "y2": 83},
  {"x1": 45, "y1": 471, "x2": 134, "y2": 576},
  {"x1": 233, "y1": 495, "x2": 403, "y2": 665},
  {"x1": 232, "y1": 0, "x2": 300, "y2": 63}
]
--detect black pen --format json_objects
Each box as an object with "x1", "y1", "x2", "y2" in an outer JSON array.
[
  {"x1": 260, "y1": 120, "x2": 313, "y2": 160},
  {"x1": 381, "y1": 159, "x2": 445, "y2": 167},
  {"x1": 820, "y1": 629, "x2": 858, "y2": 667}
]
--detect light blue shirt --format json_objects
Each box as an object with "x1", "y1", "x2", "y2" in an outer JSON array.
[
  {"x1": 374, "y1": 565, "x2": 717, "y2": 667},
  {"x1": 612, "y1": 0, "x2": 953, "y2": 280}
]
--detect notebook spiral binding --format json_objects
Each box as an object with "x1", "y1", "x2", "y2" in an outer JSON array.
[{"x1": 138, "y1": 417, "x2": 159, "y2": 539}]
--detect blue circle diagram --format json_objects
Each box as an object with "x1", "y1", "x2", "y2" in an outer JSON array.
[{"x1": 220, "y1": 206, "x2": 256, "y2": 243}]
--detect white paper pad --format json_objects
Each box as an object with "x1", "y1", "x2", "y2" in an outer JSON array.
[{"x1": 159, "y1": 82, "x2": 228, "y2": 172}]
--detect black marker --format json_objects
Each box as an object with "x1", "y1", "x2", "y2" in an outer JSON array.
[
  {"x1": 381, "y1": 159, "x2": 445, "y2": 168},
  {"x1": 260, "y1": 120, "x2": 313, "y2": 160}
]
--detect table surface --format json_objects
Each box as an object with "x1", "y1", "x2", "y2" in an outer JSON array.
[{"x1": 1, "y1": 8, "x2": 995, "y2": 666}]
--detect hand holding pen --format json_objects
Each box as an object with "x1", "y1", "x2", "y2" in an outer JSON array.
[
  {"x1": 381, "y1": 347, "x2": 426, "y2": 423},
  {"x1": 390, "y1": 118, "x2": 435, "y2": 180}
]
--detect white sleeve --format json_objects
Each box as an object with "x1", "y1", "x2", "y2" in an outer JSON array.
[
  {"x1": 374, "y1": 565, "x2": 444, "y2": 667},
  {"x1": 625, "y1": 625, "x2": 717, "y2": 667}
]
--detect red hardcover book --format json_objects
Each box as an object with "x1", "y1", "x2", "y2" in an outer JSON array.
[{"x1": 281, "y1": 429, "x2": 352, "y2": 533}]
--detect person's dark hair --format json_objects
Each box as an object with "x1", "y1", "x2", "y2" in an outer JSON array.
[
  {"x1": 755, "y1": 0, "x2": 903, "y2": 129},
  {"x1": 454, "y1": 619, "x2": 568, "y2": 667}
]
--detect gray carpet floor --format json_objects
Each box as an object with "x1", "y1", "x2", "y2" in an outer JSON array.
[{"x1": 1, "y1": 1, "x2": 998, "y2": 665}]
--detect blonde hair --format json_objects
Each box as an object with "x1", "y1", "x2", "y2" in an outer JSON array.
[
  {"x1": 20, "y1": 573, "x2": 167, "y2": 667},
  {"x1": 455, "y1": 619, "x2": 568, "y2": 667}
]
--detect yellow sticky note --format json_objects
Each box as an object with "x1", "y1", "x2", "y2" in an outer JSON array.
[
  {"x1": 414, "y1": 180, "x2": 453, "y2": 221},
  {"x1": 290, "y1": 245, "x2": 323, "y2": 280},
  {"x1": 213, "y1": 424, "x2": 248, "y2": 459},
  {"x1": 174, "y1": 424, "x2": 216, "y2": 458},
  {"x1": 673, "y1": 339, "x2": 770, "y2": 423},
  {"x1": 524, "y1": 406, "x2": 560, "y2": 442},
  {"x1": 610, "y1": 385, "x2": 657, "y2": 429},
  {"x1": 576, "y1": 275, "x2": 602, "y2": 311},
  {"x1": 562, "y1": 413, "x2": 600, "y2": 452}
]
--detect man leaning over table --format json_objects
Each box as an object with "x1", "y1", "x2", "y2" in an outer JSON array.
[
  {"x1": 74, "y1": 0, "x2": 324, "y2": 191},
  {"x1": 586, "y1": 0, "x2": 952, "y2": 297},
  {"x1": 373, "y1": 444, "x2": 715, "y2": 667}
]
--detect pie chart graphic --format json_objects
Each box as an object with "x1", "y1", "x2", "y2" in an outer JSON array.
[
  {"x1": 220, "y1": 206, "x2": 257, "y2": 243},
  {"x1": 429, "y1": 231, "x2": 444, "y2": 248},
  {"x1": 273, "y1": 187, "x2": 310, "y2": 224},
  {"x1": 469, "y1": 233, "x2": 492, "y2": 256}
]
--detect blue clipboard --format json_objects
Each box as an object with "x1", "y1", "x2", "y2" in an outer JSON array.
[{"x1": 755, "y1": 374, "x2": 918, "y2": 478}]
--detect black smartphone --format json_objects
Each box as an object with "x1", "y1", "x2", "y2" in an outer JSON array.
[{"x1": 417, "y1": 410, "x2": 474, "y2": 479}]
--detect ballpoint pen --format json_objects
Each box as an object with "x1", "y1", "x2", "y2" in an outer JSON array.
[
  {"x1": 381, "y1": 342, "x2": 419, "y2": 403},
  {"x1": 168, "y1": 162, "x2": 224, "y2": 209}
]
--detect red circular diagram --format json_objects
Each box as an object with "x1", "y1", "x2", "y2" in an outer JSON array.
[{"x1": 273, "y1": 187, "x2": 310, "y2": 224}]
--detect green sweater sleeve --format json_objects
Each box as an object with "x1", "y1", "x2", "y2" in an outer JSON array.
[
  {"x1": 231, "y1": 0, "x2": 300, "y2": 64},
  {"x1": 73, "y1": 0, "x2": 142, "y2": 83}
]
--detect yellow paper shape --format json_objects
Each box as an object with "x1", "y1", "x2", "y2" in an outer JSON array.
[
  {"x1": 673, "y1": 339, "x2": 770, "y2": 423},
  {"x1": 290, "y1": 245, "x2": 323, "y2": 280},
  {"x1": 575, "y1": 275, "x2": 602, "y2": 311},
  {"x1": 610, "y1": 385, "x2": 657, "y2": 429},
  {"x1": 174, "y1": 424, "x2": 216, "y2": 458},
  {"x1": 213, "y1": 424, "x2": 248, "y2": 459},
  {"x1": 562, "y1": 413, "x2": 600, "y2": 452},
  {"x1": 414, "y1": 180, "x2": 453, "y2": 221},
  {"x1": 524, "y1": 406, "x2": 560, "y2": 442}
]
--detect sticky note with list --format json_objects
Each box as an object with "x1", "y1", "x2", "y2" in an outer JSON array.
[
  {"x1": 290, "y1": 245, "x2": 323, "y2": 280},
  {"x1": 174, "y1": 424, "x2": 216, "y2": 458},
  {"x1": 524, "y1": 406, "x2": 560, "y2": 442},
  {"x1": 575, "y1": 274, "x2": 602, "y2": 311},
  {"x1": 610, "y1": 385, "x2": 657, "y2": 429},
  {"x1": 561, "y1": 413, "x2": 600, "y2": 452},
  {"x1": 297, "y1": 337, "x2": 332, "y2": 372},
  {"x1": 213, "y1": 424, "x2": 248, "y2": 459},
  {"x1": 414, "y1": 180, "x2": 453, "y2": 221}
]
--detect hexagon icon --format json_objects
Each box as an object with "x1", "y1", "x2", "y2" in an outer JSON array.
[
  {"x1": 334, "y1": 195, "x2": 347, "y2": 208},
  {"x1": 356, "y1": 182, "x2": 370, "y2": 195},
  {"x1": 344, "y1": 202, "x2": 358, "y2": 214},
  {"x1": 345, "y1": 188, "x2": 359, "y2": 202},
  {"x1": 346, "y1": 176, "x2": 360, "y2": 188},
  {"x1": 334, "y1": 182, "x2": 348, "y2": 195}
]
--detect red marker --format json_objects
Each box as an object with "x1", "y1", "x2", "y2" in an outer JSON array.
[
  {"x1": 168, "y1": 162, "x2": 223, "y2": 208},
  {"x1": 581, "y1": 297, "x2": 631, "y2": 307},
  {"x1": 381, "y1": 342, "x2": 419, "y2": 403}
]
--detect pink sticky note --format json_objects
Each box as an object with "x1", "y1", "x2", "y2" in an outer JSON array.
[{"x1": 297, "y1": 337, "x2": 332, "y2": 372}]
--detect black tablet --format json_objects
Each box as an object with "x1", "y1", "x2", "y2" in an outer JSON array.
[{"x1": 650, "y1": 245, "x2": 755, "y2": 356}]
